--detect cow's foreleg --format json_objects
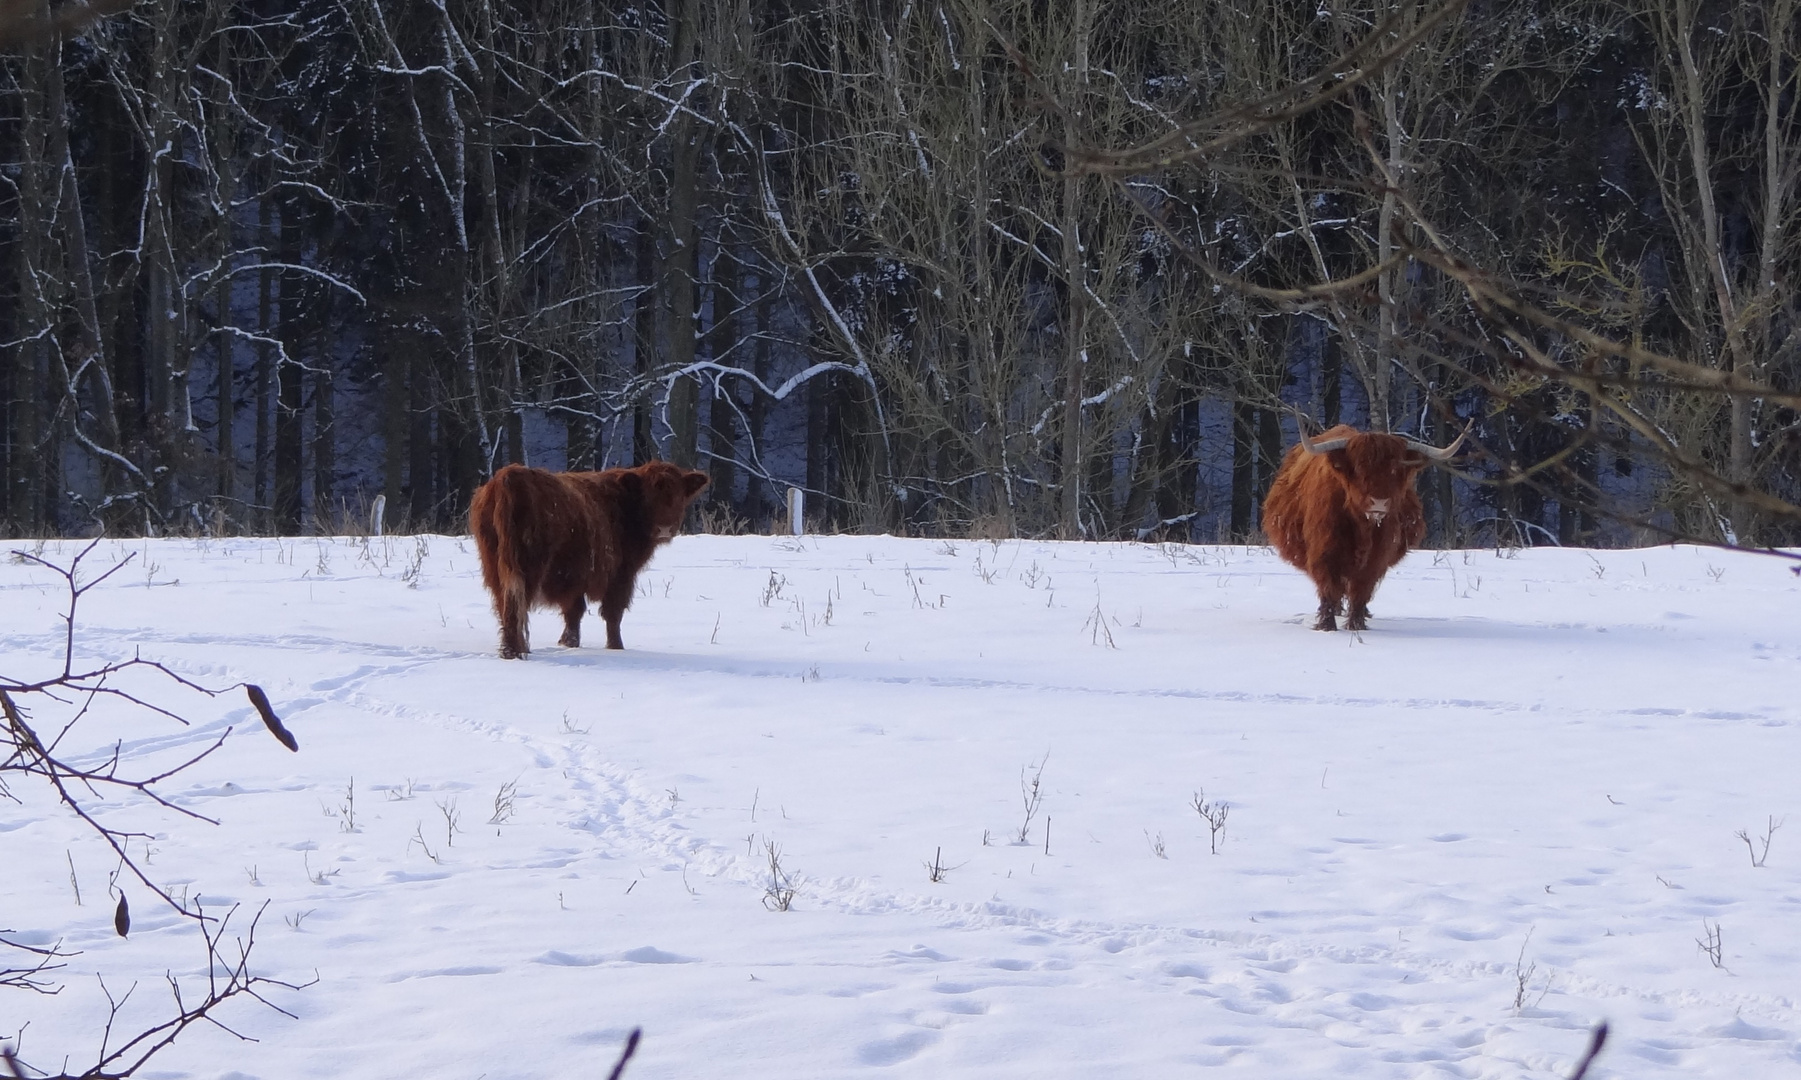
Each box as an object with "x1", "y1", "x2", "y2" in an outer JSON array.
[
  {"x1": 1345, "y1": 580, "x2": 1375, "y2": 632},
  {"x1": 1311, "y1": 582, "x2": 1344, "y2": 631},
  {"x1": 557, "y1": 597, "x2": 586, "y2": 648},
  {"x1": 599, "y1": 577, "x2": 633, "y2": 650},
  {"x1": 1312, "y1": 595, "x2": 1340, "y2": 632}
]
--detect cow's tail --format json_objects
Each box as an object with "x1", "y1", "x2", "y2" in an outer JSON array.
[{"x1": 471, "y1": 466, "x2": 533, "y2": 646}]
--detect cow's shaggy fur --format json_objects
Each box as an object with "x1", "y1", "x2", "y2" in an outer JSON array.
[
  {"x1": 1262, "y1": 426, "x2": 1438, "y2": 632},
  {"x1": 469, "y1": 461, "x2": 709, "y2": 658}
]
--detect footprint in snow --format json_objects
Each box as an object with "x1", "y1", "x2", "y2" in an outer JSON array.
[
  {"x1": 619, "y1": 946, "x2": 693, "y2": 964},
  {"x1": 1705, "y1": 1018, "x2": 1788, "y2": 1041},
  {"x1": 885, "y1": 945, "x2": 954, "y2": 962},
  {"x1": 387, "y1": 965, "x2": 503, "y2": 981},
  {"x1": 934, "y1": 997, "x2": 987, "y2": 1015},
  {"x1": 855, "y1": 1030, "x2": 937, "y2": 1067},
  {"x1": 534, "y1": 946, "x2": 694, "y2": 966}
]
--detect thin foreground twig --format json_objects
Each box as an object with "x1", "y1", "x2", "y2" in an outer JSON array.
[
  {"x1": 605, "y1": 1027, "x2": 642, "y2": 1080},
  {"x1": 1567, "y1": 1022, "x2": 1608, "y2": 1080}
]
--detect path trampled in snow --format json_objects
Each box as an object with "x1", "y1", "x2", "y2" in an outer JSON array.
[{"x1": 2, "y1": 534, "x2": 1797, "y2": 1078}]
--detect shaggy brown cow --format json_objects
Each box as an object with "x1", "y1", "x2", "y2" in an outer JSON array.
[
  {"x1": 469, "y1": 461, "x2": 709, "y2": 658},
  {"x1": 1262, "y1": 421, "x2": 1469, "y2": 631}
]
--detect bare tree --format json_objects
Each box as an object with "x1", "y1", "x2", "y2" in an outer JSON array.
[{"x1": 3, "y1": 0, "x2": 1796, "y2": 547}]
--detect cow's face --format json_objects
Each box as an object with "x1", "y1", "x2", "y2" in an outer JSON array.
[
  {"x1": 1328, "y1": 437, "x2": 1427, "y2": 527},
  {"x1": 629, "y1": 462, "x2": 711, "y2": 540}
]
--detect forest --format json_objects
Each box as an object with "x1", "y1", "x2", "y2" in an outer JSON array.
[{"x1": 1, "y1": 0, "x2": 1797, "y2": 546}]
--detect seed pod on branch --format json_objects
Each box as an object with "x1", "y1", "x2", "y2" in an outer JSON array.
[{"x1": 246, "y1": 684, "x2": 298, "y2": 752}]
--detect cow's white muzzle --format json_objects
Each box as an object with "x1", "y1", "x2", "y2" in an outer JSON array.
[{"x1": 1365, "y1": 498, "x2": 1391, "y2": 526}]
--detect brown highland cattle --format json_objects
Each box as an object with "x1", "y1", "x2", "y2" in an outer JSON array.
[
  {"x1": 1261, "y1": 420, "x2": 1469, "y2": 631},
  {"x1": 469, "y1": 461, "x2": 709, "y2": 658}
]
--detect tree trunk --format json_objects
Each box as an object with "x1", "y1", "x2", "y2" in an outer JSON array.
[
  {"x1": 1741, "y1": 0, "x2": 1798, "y2": 543},
  {"x1": 634, "y1": 219, "x2": 659, "y2": 464},
  {"x1": 1664, "y1": 0, "x2": 1750, "y2": 538},
  {"x1": 139, "y1": 9, "x2": 191, "y2": 528},
  {"x1": 312, "y1": 328, "x2": 334, "y2": 528},
  {"x1": 274, "y1": 351, "x2": 304, "y2": 535},
  {"x1": 663, "y1": 0, "x2": 703, "y2": 469},
  {"x1": 43, "y1": 19, "x2": 128, "y2": 529},
  {"x1": 1423, "y1": 379, "x2": 1454, "y2": 544},
  {"x1": 408, "y1": 350, "x2": 436, "y2": 524},
  {"x1": 215, "y1": 272, "x2": 235, "y2": 510},
  {"x1": 1057, "y1": 0, "x2": 1091, "y2": 538},
  {"x1": 7, "y1": 38, "x2": 51, "y2": 533},
  {"x1": 254, "y1": 190, "x2": 274, "y2": 532},
  {"x1": 1256, "y1": 404, "x2": 1281, "y2": 529},
  {"x1": 806, "y1": 366, "x2": 829, "y2": 519},
  {"x1": 273, "y1": 195, "x2": 305, "y2": 535},
  {"x1": 705, "y1": 243, "x2": 743, "y2": 511},
  {"x1": 1321, "y1": 329, "x2": 1342, "y2": 428},
  {"x1": 382, "y1": 334, "x2": 408, "y2": 531},
  {"x1": 208, "y1": 36, "x2": 236, "y2": 522},
  {"x1": 1230, "y1": 398, "x2": 1256, "y2": 540},
  {"x1": 746, "y1": 270, "x2": 772, "y2": 526},
  {"x1": 1373, "y1": 61, "x2": 1404, "y2": 433},
  {"x1": 470, "y1": 0, "x2": 525, "y2": 467}
]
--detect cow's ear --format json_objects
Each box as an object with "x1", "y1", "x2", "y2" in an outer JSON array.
[{"x1": 683, "y1": 471, "x2": 710, "y2": 497}]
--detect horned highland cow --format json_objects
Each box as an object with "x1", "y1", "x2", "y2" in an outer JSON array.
[
  {"x1": 469, "y1": 461, "x2": 709, "y2": 659},
  {"x1": 1261, "y1": 420, "x2": 1469, "y2": 631}
]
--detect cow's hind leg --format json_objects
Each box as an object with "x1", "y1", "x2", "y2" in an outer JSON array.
[
  {"x1": 599, "y1": 576, "x2": 634, "y2": 650},
  {"x1": 557, "y1": 596, "x2": 585, "y2": 648},
  {"x1": 498, "y1": 589, "x2": 530, "y2": 659}
]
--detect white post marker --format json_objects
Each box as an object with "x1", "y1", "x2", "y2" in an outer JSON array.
[
  {"x1": 787, "y1": 487, "x2": 805, "y2": 536},
  {"x1": 370, "y1": 494, "x2": 386, "y2": 537}
]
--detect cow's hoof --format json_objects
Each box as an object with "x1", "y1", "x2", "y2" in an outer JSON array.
[
  {"x1": 1312, "y1": 615, "x2": 1337, "y2": 631},
  {"x1": 499, "y1": 648, "x2": 524, "y2": 660},
  {"x1": 1346, "y1": 611, "x2": 1370, "y2": 632},
  {"x1": 557, "y1": 635, "x2": 580, "y2": 648}
]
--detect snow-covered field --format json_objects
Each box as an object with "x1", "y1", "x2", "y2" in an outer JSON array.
[{"x1": 3, "y1": 533, "x2": 1798, "y2": 1079}]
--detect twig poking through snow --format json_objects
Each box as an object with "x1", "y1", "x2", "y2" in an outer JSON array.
[
  {"x1": 1082, "y1": 587, "x2": 1117, "y2": 648},
  {"x1": 1016, "y1": 756, "x2": 1048, "y2": 845},
  {"x1": 1697, "y1": 920, "x2": 1725, "y2": 969},
  {"x1": 1192, "y1": 789, "x2": 1230, "y2": 854},
  {"x1": 1512, "y1": 929, "x2": 1537, "y2": 1013},
  {"x1": 761, "y1": 840, "x2": 797, "y2": 911},
  {"x1": 489, "y1": 781, "x2": 519, "y2": 825},
  {"x1": 1736, "y1": 815, "x2": 1782, "y2": 867}
]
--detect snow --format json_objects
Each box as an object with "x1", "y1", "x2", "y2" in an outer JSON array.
[{"x1": 3, "y1": 534, "x2": 1798, "y2": 1079}]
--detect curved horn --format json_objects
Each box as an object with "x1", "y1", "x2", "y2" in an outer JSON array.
[
  {"x1": 1402, "y1": 417, "x2": 1474, "y2": 462},
  {"x1": 1290, "y1": 406, "x2": 1350, "y2": 455}
]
